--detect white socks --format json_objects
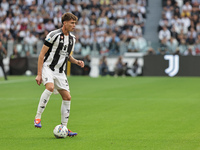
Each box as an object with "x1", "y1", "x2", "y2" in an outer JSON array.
[
  {"x1": 35, "y1": 89, "x2": 52, "y2": 119},
  {"x1": 61, "y1": 100, "x2": 71, "y2": 127},
  {"x1": 35, "y1": 90, "x2": 71, "y2": 128}
]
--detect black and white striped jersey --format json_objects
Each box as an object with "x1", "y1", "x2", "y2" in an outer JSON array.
[{"x1": 43, "y1": 28, "x2": 75, "y2": 73}]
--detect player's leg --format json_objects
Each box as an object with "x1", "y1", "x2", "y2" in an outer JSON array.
[
  {"x1": 55, "y1": 73, "x2": 77, "y2": 136},
  {"x1": 59, "y1": 90, "x2": 71, "y2": 127},
  {"x1": 34, "y1": 66, "x2": 54, "y2": 128},
  {"x1": 58, "y1": 90, "x2": 77, "y2": 137},
  {"x1": 35, "y1": 83, "x2": 54, "y2": 119},
  {"x1": 34, "y1": 83, "x2": 54, "y2": 128}
]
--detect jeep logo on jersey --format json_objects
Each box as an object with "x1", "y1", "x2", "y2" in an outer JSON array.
[
  {"x1": 60, "y1": 50, "x2": 69, "y2": 56},
  {"x1": 164, "y1": 55, "x2": 179, "y2": 77}
]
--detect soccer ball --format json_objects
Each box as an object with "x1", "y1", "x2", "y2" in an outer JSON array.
[{"x1": 53, "y1": 125, "x2": 68, "y2": 138}]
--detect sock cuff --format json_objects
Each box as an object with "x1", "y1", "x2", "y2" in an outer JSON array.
[
  {"x1": 45, "y1": 89, "x2": 53, "y2": 95},
  {"x1": 62, "y1": 100, "x2": 71, "y2": 105}
]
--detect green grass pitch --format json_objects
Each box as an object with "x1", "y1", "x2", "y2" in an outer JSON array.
[{"x1": 0, "y1": 76, "x2": 200, "y2": 150}]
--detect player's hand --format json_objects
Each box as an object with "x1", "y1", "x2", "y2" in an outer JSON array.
[
  {"x1": 35, "y1": 75, "x2": 42, "y2": 85},
  {"x1": 77, "y1": 60, "x2": 84, "y2": 68}
]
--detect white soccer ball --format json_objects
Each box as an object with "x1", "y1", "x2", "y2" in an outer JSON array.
[{"x1": 53, "y1": 125, "x2": 68, "y2": 138}]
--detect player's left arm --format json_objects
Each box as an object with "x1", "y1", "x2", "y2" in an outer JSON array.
[{"x1": 68, "y1": 54, "x2": 84, "y2": 68}]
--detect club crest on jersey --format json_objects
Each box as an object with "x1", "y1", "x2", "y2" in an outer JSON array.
[{"x1": 60, "y1": 36, "x2": 64, "y2": 43}]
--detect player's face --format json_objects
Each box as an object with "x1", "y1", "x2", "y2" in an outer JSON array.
[{"x1": 64, "y1": 19, "x2": 76, "y2": 32}]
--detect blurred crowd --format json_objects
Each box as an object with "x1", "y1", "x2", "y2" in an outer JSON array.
[
  {"x1": 0, "y1": 0, "x2": 148, "y2": 58},
  {"x1": 158, "y1": 0, "x2": 200, "y2": 55},
  {"x1": 1, "y1": 0, "x2": 199, "y2": 59}
]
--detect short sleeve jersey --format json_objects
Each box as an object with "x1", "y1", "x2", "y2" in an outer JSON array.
[{"x1": 43, "y1": 28, "x2": 75, "y2": 73}]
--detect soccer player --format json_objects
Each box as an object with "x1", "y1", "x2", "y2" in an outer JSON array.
[{"x1": 34, "y1": 12, "x2": 84, "y2": 137}]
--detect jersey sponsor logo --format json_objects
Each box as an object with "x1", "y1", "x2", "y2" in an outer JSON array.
[
  {"x1": 164, "y1": 55, "x2": 179, "y2": 77},
  {"x1": 59, "y1": 51, "x2": 69, "y2": 56},
  {"x1": 59, "y1": 45, "x2": 69, "y2": 56}
]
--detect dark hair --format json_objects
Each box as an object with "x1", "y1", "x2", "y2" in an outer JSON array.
[{"x1": 61, "y1": 12, "x2": 78, "y2": 24}]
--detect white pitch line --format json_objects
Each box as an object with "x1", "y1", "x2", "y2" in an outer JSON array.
[
  {"x1": 0, "y1": 78, "x2": 34, "y2": 84},
  {"x1": 0, "y1": 98, "x2": 36, "y2": 101}
]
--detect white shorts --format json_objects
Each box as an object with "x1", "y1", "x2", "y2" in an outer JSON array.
[{"x1": 42, "y1": 66, "x2": 70, "y2": 93}]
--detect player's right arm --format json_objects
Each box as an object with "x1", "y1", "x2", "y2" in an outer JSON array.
[{"x1": 35, "y1": 45, "x2": 49, "y2": 85}]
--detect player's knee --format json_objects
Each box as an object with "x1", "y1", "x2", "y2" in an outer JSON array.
[
  {"x1": 45, "y1": 83, "x2": 54, "y2": 92},
  {"x1": 63, "y1": 95, "x2": 71, "y2": 101},
  {"x1": 46, "y1": 86, "x2": 54, "y2": 92},
  {"x1": 66, "y1": 95, "x2": 71, "y2": 100}
]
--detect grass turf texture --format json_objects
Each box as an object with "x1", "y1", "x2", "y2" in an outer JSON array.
[{"x1": 0, "y1": 76, "x2": 200, "y2": 150}]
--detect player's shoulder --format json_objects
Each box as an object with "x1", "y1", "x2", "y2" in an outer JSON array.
[
  {"x1": 48, "y1": 29, "x2": 62, "y2": 38},
  {"x1": 45, "y1": 29, "x2": 62, "y2": 43}
]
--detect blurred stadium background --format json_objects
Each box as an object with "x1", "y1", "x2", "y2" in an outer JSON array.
[{"x1": 0, "y1": 0, "x2": 199, "y2": 78}]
